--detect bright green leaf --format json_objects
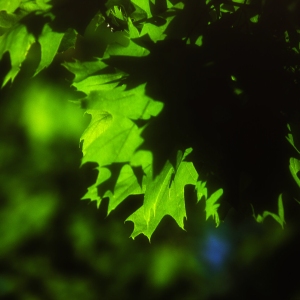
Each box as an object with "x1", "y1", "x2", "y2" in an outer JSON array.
[
  {"x1": 82, "y1": 83, "x2": 164, "y2": 120},
  {"x1": 36, "y1": 0, "x2": 51, "y2": 10},
  {"x1": 0, "y1": 23, "x2": 35, "y2": 86},
  {"x1": 140, "y1": 15, "x2": 174, "y2": 42},
  {"x1": 111, "y1": 5, "x2": 126, "y2": 21},
  {"x1": 126, "y1": 149, "x2": 198, "y2": 240},
  {"x1": 196, "y1": 181, "x2": 208, "y2": 201},
  {"x1": 81, "y1": 113, "x2": 144, "y2": 166},
  {"x1": 107, "y1": 18, "x2": 149, "y2": 56},
  {"x1": 250, "y1": 14, "x2": 259, "y2": 23},
  {"x1": 80, "y1": 110, "x2": 113, "y2": 151},
  {"x1": 19, "y1": 0, "x2": 50, "y2": 12},
  {"x1": 0, "y1": 0, "x2": 21, "y2": 13},
  {"x1": 63, "y1": 58, "x2": 108, "y2": 83},
  {"x1": 81, "y1": 166, "x2": 111, "y2": 207},
  {"x1": 205, "y1": 188, "x2": 223, "y2": 227},
  {"x1": 72, "y1": 73, "x2": 124, "y2": 94},
  {"x1": 107, "y1": 164, "x2": 144, "y2": 213},
  {"x1": 77, "y1": 81, "x2": 163, "y2": 169},
  {"x1": 34, "y1": 23, "x2": 64, "y2": 75}
]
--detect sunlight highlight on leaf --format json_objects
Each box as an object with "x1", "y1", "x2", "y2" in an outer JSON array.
[{"x1": 126, "y1": 149, "x2": 198, "y2": 240}]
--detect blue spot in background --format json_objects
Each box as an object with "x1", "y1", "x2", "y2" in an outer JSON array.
[
  {"x1": 203, "y1": 235, "x2": 230, "y2": 268},
  {"x1": 198, "y1": 229, "x2": 232, "y2": 274}
]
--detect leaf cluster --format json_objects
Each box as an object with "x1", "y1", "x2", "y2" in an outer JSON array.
[{"x1": 2, "y1": 0, "x2": 300, "y2": 239}]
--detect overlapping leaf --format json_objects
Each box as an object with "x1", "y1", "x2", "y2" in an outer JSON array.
[
  {"x1": 0, "y1": 1, "x2": 68, "y2": 86},
  {"x1": 1, "y1": 0, "x2": 298, "y2": 241},
  {"x1": 0, "y1": 23, "x2": 35, "y2": 85},
  {"x1": 65, "y1": 0, "x2": 226, "y2": 239},
  {"x1": 69, "y1": 64, "x2": 164, "y2": 220}
]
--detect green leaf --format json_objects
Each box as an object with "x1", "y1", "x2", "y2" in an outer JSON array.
[
  {"x1": 205, "y1": 188, "x2": 223, "y2": 227},
  {"x1": 0, "y1": 0, "x2": 21, "y2": 13},
  {"x1": 80, "y1": 110, "x2": 113, "y2": 151},
  {"x1": 195, "y1": 35, "x2": 203, "y2": 46},
  {"x1": 131, "y1": 0, "x2": 152, "y2": 18},
  {"x1": 196, "y1": 181, "x2": 222, "y2": 227},
  {"x1": 76, "y1": 77, "x2": 163, "y2": 167},
  {"x1": 19, "y1": 0, "x2": 51, "y2": 12},
  {"x1": 0, "y1": 23, "x2": 35, "y2": 86},
  {"x1": 106, "y1": 164, "x2": 144, "y2": 213},
  {"x1": 289, "y1": 158, "x2": 300, "y2": 188},
  {"x1": 286, "y1": 123, "x2": 300, "y2": 154},
  {"x1": 81, "y1": 166, "x2": 111, "y2": 207},
  {"x1": 140, "y1": 23, "x2": 165, "y2": 43},
  {"x1": 250, "y1": 14, "x2": 259, "y2": 23},
  {"x1": 111, "y1": 5, "x2": 126, "y2": 22},
  {"x1": 106, "y1": 18, "x2": 149, "y2": 56},
  {"x1": 36, "y1": 0, "x2": 51, "y2": 10},
  {"x1": 252, "y1": 194, "x2": 285, "y2": 228},
  {"x1": 34, "y1": 23, "x2": 64, "y2": 75},
  {"x1": 82, "y1": 163, "x2": 144, "y2": 214},
  {"x1": 140, "y1": 13, "x2": 175, "y2": 42},
  {"x1": 79, "y1": 82, "x2": 163, "y2": 120},
  {"x1": 81, "y1": 110, "x2": 144, "y2": 166},
  {"x1": 63, "y1": 58, "x2": 108, "y2": 83},
  {"x1": 73, "y1": 73, "x2": 125, "y2": 94},
  {"x1": 0, "y1": 11, "x2": 18, "y2": 29},
  {"x1": 126, "y1": 148, "x2": 198, "y2": 240},
  {"x1": 196, "y1": 180, "x2": 208, "y2": 201}
]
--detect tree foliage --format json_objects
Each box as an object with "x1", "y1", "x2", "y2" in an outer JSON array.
[{"x1": 1, "y1": 0, "x2": 300, "y2": 240}]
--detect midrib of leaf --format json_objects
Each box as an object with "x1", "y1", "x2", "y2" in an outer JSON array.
[
  {"x1": 112, "y1": 121, "x2": 138, "y2": 163},
  {"x1": 144, "y1": 161, "x2": 174, "y2": 224}
]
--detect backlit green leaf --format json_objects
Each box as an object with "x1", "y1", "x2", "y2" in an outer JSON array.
[
  {"x1": 0, "y1": 23, "x2": 35, "y2": 86},
  {"x1": 205, "y1": 188, "x2": 223, "y2": 227},
  {"x1": 126, "y1": 148, "x2": 198, "y2": 240},
  {"x1": 0, "y1": 0, "x2": 21, "y2": 13},
  {"x1": 131, "y1": 0, "x2": 152, "y2": 18},
  {"x1": 63, "y1": 59, "x2": 110, "y2": 83},
  {"x1": 34, "y1": 23, "x2": 64, "y2": 75}
]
